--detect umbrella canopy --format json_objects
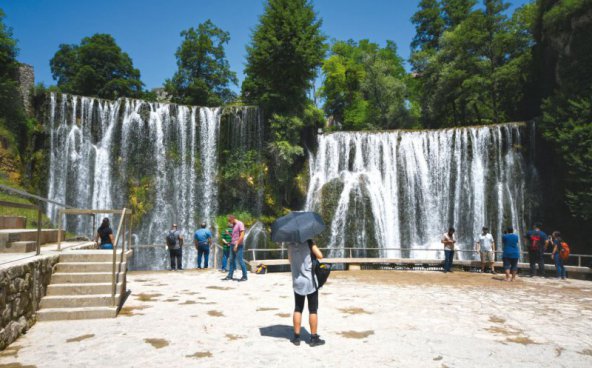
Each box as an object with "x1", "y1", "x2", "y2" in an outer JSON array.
[{"x1": 271, "y1": 211, "x2": 325, "y2": 243}]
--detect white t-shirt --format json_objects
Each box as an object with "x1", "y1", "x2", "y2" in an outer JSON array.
[
  {"x1": 477, "y1": 233, "x2": 495, "y2": 252},
  {"x1": 288, "y1": 242, "x2": 317, "y2": 296},
  {"x1": 441, "y1": 232, "x2": 456, "y2": 250}
]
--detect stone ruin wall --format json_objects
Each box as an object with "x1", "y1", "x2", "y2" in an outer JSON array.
[
  {"x1": 0, "y1": 255, "x2": 59, "y2": 350},
  {"x1": 17, "y1": 63, "x2": 34, "y2": 116}
]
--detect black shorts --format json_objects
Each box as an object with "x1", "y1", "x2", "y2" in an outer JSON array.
[
  {"x1": 503, "y1": 257, "x2": 518, "y2": 271},
  {"x1": 294, "y1": 291, "x2": 318, "y2": 314}
]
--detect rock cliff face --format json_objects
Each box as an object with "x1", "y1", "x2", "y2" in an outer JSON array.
[{"x1": 0, "y1": 255, "x2": 59, "y2": 350}]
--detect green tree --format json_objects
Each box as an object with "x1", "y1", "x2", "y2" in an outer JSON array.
[
  {"x1": 413, "y1": 0, "x2": 534, "y2": 126},
  {"x1": 411, "y1": 0, "x2": 445, "y2": 51},
  {"x1": 50, "y1": 34, "x2": 143, "y2": 99},
  {"x1": 320, "y1": 40, "x2": 412, "y2": 130},
  {"x1": 0, "y1": 8, "x2": 22, "y2": 131},
  {"x1": 536, "y1": 0, "x2": 592, "y2": 224},
  {"x1": 165, "y1": 20, "x2": 237, "y2": 106},
  {"x1": 441, "y1": 0, "x2": 476, "y2": 28},
  {"x1": 242, "y1": 0, "x2": 327, "y2": 116}
]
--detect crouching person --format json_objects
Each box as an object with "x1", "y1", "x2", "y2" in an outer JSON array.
[{"x1": 288, "y1": 239, "x2": 325, "y2": 347}]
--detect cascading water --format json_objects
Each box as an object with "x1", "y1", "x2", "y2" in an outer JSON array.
[
  {"x1": 305, "y1": 124, "x2": 536, "y2": 259},
  {"x1": 46, "y1": 93, "x2": 260, "y2": 248}
]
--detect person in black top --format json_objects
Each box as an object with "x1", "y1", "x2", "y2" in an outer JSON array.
[{"x1": 95, "y1": 217, "x2": 115, "y2": 249}]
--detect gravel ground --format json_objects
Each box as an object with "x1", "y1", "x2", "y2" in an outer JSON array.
[{"x1": 1, "y1": 269, "x2": 591, "y2": 368}]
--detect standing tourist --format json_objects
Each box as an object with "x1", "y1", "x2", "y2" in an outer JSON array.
[
  {"x1": 441, "y1": 227, "x2": 456, "y2": 273},
  {"x1": 222, "y1": 214, "x2": 247, "y2": 281},
  {"x1": 165, "y1": 224, "x2": 184, "y2": 271},
  {"x1": 220, "y1": 223, "x2": 233, "y2": 272},
  {"x1": 524, "y1": 223, "x2": 548, "y2": 277},
  {"x1": 502, "y1": 226, "x2": 520, "y2": 281},
  {"x1": 551, "y1": 231, "x2": 567, "y2": 280},
  {"x1": 288, "y1": 239, "x2": 325, "y2": 347},
  {"x1": 194, "y1": 222, "x2": 212, "y2": 269},
  {"x1": 95, "y1": 218, "x2": 115, "y2": 250},
  {"x1": 475, "y1": 226, "x2": 496, "y2": 274}
]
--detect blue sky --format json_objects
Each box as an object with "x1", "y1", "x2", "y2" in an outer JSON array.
[{"x1": 3, "y1": 0, "x2": 531, "y2": 92}]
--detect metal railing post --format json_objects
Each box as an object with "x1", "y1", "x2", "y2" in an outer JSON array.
[
  {"x1": 36, "y1": 203, "x2": 42, "y2": 255},
  {"x1": 111, "y1": 208, "x2": 127, "y2": 306},
  {"x1": 127, "y1": 214, "x2": 132, "y2": 250},
  {"x1": 57, "y1": 209, "x2": 63, "y2": 251}
]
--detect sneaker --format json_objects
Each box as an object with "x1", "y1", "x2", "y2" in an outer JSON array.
[
  {"x1": 309, "y1": 334, "x2": 325, "y2": 347},
  {"x1": 222, "y1": 276, "x2": 232, "y2": 281},
  {"x1": 291, "y1": 335, "x2": 301, "y2": 346},
  {"x1": 239, "y1": 276, "x2": 248, "y2": 282}
]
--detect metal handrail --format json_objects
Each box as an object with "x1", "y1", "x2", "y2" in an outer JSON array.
[
  {"x1": 0, "y1": 184, "x2": 71, "y2": 256},
  {"x1": 245, "y1": 247, "x2": 592, "y2": 267},
  {"x1": 111, "y1": 208, "x2": 128, "y2": 306},
  {"x1": 0, "y1": 184, "x2": 72, "y2": 208}
]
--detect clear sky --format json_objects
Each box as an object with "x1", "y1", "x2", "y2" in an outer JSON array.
[{"x1": 3, "y1": 0, "x2": 531, "y2": 92}]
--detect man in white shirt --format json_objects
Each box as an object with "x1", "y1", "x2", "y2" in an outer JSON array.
[
  {"x1": 441, "y1": 227, "x2": 456, "y2": 273},
  {"x1": 475, "y1": 226, "x2": 496, "y2": 274}
]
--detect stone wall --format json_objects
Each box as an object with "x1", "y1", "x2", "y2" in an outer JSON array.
[
  {"x1": 0, "y1": 255, "x2": 59, "y2": 350},
  {"x1": 17, "y1": 63, "x2": 35, "y2": 116}
]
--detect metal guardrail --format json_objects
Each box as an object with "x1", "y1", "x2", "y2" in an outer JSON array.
[
  {"x1": 0, "y1": 184, "x2": 72, "y2": 256},
  {"x1": 245, "y1": 247, "x2": 592, "y2": 268},
  {"x1": 56, "y1": 208, "x2": 133, "y2": 306}
]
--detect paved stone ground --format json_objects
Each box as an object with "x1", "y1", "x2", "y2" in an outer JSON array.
[{"x1": 1, "y1": 270, "x2": 591, "y2": 368}]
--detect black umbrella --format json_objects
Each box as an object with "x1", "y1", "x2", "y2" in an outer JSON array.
[{"x1": 271, "y1": 211, "x2": 325, "y2": 243}]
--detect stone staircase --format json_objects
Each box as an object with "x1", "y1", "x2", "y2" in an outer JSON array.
[
  {"x1": 0, "y1": 216, "x2": 65, "y2": 253},
  {"x1": 38, "y1": 250, "x2": 130, "y2": 321}
]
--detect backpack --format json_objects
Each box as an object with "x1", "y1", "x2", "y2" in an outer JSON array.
[
  {"x1": 312, "y1": 260, "x2": 331, "y2": 289},
  {"x1": 559, "y1": 242, "x2": 570, "y2": 261},
  {"x1": 166, "y1": 231, "x2": 177, "y2": 247},
  {"x1": 255, "y1": 264, "x2": 267, "y2": 274},
  {"x1": 309, "y1": 241, "x2": 331, "y2": 289},
  {"x1": 529, "y1": 233, "x2": 541, "y2": 252}
]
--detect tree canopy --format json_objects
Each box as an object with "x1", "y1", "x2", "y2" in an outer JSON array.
[
  {"x1": 241, "y1": 0, "x2": 327, "y2": 116},
  {"x1": 320, "y1": 39, "x2": 413, "y2": 130},
  {"x1": 165, "y1": 20, "x2": 237, "y2": 106},
  {"x1": 50, "y1": 33, "x2": 143, "y2": 99}
]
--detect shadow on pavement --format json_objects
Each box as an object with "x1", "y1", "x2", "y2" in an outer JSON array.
[{"x1": 259, "y1": 325, "x2": 310, "y2": 340}]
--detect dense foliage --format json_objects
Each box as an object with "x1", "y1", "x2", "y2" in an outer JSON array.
[
  {"x1": 535, "y1": 0, "x2": 592, "y2": 223},
  {"x1": 50, "y1": 34, "x2": 144, "y2": 99},
  {"x1": 320, "y1": 40, "x2": 415, "y2": 130},
  {"x1": 165, "y1": 20, "x2": 237, "y2": 106},
  {"x1": 0, "y1": 8, "x2": 25, "y2": 144},
  {"x1": 242, "y1": 0, "x2": 327, "y2": 116},
  {"x1": 241, "y1": 0, "x2": 327, "y2": 211},
  {"x1": 410, "y1": 0, "x2": 535, "y2": 127}
]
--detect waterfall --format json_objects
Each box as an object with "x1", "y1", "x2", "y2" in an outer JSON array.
[
  {"x1": 46, "y1": 93, "x2": 260, "y2": 245},
  {"x1": 305, "y1": 124, "x2": 535, "y2": 259}
]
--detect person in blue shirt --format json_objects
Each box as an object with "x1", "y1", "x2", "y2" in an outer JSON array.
[
  {"x1": 194, "y1": 222, "x2": 212, "y2": 269},
  {"x1": 502, "y1": 226, "x2": 520, "y2": 282},
  {"x1": 524, "y1": 223, "x2": 549, "y2": 277}
]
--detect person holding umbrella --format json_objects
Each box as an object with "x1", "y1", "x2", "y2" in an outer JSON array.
[{"x1": 271, "y1": 211, "x2": 327, "y2": 347}]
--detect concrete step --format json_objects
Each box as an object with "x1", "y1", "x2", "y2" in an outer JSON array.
[
  {"x1": 0, "y1": 216, "x2": 27, "y2": 229},
  {"x1": 40, "y1": 294, "x2": 117, "y2": 309},
  {"x1": 37, "y1": 306, "x2": 117, "y2": 321},
  {"x1": 0, "y1": 229, "x2": 64, "y2": 247},
  {"x1": 55, "y1": 262, "x2": 113, "y2": 273},
  {"x1": 0, "y1": 240, "x2": 36, "y2": 253},
  {"x1": 51, "y1": 272, "x2": 113, "y2": 284},
  {"x1": 59, "y1": 251, "x2": 124, "y2": 263},
  {"x1": 47, "y1": 282, "x2": 123, "y2": 296}
]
